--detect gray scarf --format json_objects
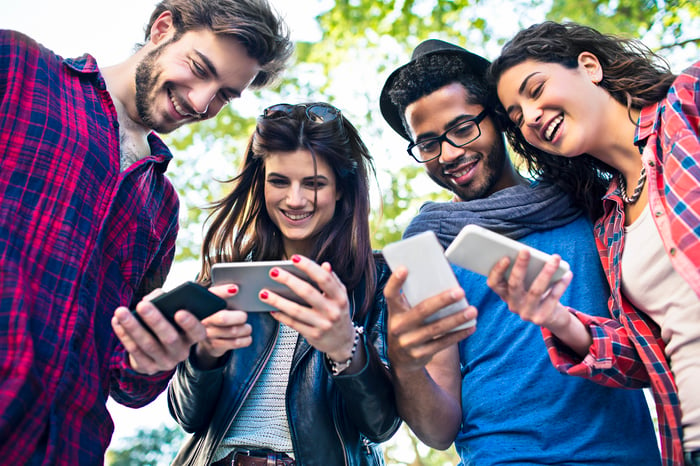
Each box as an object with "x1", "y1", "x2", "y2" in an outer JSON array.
[{"x1": 403, "y1": 182, "x2": 582, "y2": 249}]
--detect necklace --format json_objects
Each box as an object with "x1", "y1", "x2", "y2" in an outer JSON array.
[{"x1": 617, "y1": 165, "x2": 647, "y2": 204}]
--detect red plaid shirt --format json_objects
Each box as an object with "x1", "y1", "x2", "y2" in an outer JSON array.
[
  {"x1": 0, "y1": 30, "x2": 179, "y2": 464},
  {"x1": 543, "y1": 60, "x2": 700, "y2": 466}
]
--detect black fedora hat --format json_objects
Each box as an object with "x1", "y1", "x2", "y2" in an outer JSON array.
[{"x1": 379, "y1": 39, "x2": 491, "y2": 141}]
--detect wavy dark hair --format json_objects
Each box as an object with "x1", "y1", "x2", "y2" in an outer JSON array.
[
  {"x1": 388, "y1": 52, "x2": 502, "y2": 134},
  {"x1": 488, "y1": 21, "x2": 676, "y2": 219},
  {"x1": 199, "y1": 103, "x2": 378, "y2": 319},
  {"x1": 144, "y1": 0, "x2": 293, "y2": 88}
]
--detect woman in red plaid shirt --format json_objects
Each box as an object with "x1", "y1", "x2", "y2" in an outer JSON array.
[{"x1": 489, "y1": 21, "x2": 700, "y2": 466}]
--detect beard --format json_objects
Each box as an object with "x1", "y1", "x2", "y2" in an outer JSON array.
[
  {"x1": 134, "y1": 39, "x2": 173, "y2": 134},
  {"x1": 427, "y1": 134, "x2": 508, "y2": 202}
]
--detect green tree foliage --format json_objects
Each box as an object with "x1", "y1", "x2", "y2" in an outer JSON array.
[{"x1": 106, "y1": 425, "x2": 185, "y2": 466}]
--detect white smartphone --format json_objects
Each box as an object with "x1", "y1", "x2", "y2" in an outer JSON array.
[
  {"x1": 382, "y1": 231, "x2": 475, "y2": 331},
  {"x1": 444, "y1": 224, "x2": 570, "y2": 289},
  {"x1": 211, "y1": 260, "x2": 314, "y2": 312}
]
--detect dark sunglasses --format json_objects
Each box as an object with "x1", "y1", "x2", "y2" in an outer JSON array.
[{"x1": 261, "y1": 103, "x2": 342, "y2": 123}]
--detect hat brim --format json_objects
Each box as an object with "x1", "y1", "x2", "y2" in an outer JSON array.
[{"x1": 379, "y1": 46, "x2": 491, "y2": 141}]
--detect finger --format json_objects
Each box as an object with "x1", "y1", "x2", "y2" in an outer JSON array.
[
  {"x1": 173, "y1": 310, "x2": 207, "y2": 343},
  {"x1": 286, "y1": 255, "x2": 345, "y2": 301},
  {"x1": 546, "y1": 269, "x2": 573, "y2": 303},
  {"x1": 134, "y1": 300, "x2": 182, "y2": 344},
  {"x1": 405, "y1": 322, "x2": 477, "y2": 361},
  {"x1": 526, "y1": 255, "x2": 563, "y2": 297},
  {"x1": 112, "y1": 307, "x2": 152, "y2": 360},
  {"x1": 506, "y1": 249, "x2": 531, "y2": 290},
  {"x1": 208, "y1": 283, "x2": 240, "y2": 300},
  {"x1": 201, "y1": 309, "x2": 249, "y2": 328},
  {"x1": 383, "y1": 267, "x2": 408, "y2": 308},
  {"x1": 260, "y1": 288, "x2": 328, "y2": 329},
  {"x1": 486, "y1": 256, "x2": 511, "y2": 293}
]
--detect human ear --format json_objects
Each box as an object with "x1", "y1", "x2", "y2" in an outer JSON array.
[
  {"x1": 149, "y1": 11, "x2": 176, "y2": 45},
  {"x1": 578, "y1": 52, "x2": 603, "y2": 84}
]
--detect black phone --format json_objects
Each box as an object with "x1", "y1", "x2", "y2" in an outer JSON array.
[{"x1": 132, "y1": 281, "x2": 227, "y2": 333}]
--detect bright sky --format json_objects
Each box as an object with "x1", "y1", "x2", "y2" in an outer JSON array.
[{"x1": 0, "y1": 0, "x2": 327, "y2": 454}]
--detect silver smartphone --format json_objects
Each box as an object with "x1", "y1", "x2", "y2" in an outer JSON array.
[
  {"x1": 211, "y1": 260, "x2": 314, "y2": 312},
  {"x1": 444, "y1": 224, "x2": 570, "y2": 289},
  {"x1": 382, "y1": 231, "x2": 475, "y2": 331}
]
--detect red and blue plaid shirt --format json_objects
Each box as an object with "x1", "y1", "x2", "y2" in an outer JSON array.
[
  {"x1": 544, "y1": 60, "x2": 700, "y2": 466},
  {"x1": 0, "y1": 30, "x2": 180, "y2": 464}
]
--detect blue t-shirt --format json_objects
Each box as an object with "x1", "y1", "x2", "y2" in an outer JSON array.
[{"x1": 454, "y1": 216, "x2": 660, "y2": 465}]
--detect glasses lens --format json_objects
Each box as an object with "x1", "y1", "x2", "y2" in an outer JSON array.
[
  {"x1": 306, "y1": 104, "x2": 340, "y2": 123},
  {"x1": 263, "y1": 103, "x2": 295, "y2": 118},
  {"x1": 448, "y1": 121, "x2": 479, "y2": 146}
]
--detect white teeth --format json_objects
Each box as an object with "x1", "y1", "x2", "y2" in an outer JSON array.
[
  {"x1": 446, "y1": 158, "x2": 478, "y2": 178},
  {"x1": 169, "y1": 90, "x2": 189, "y2": 118},
  {"x1": 284, "y1": 211, "x2": 312, "y2": 221},
  {"x1": 545, "y1": 115, "x2": 563, "y2": 141}
]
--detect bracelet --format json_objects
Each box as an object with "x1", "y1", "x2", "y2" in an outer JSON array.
[{"x1": 327, "y1": 323, "x2": 364, "y2": 376}]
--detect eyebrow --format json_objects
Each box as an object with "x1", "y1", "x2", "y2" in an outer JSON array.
[
  {"x1": 266, "y1": 173, "x2": 330, "y2": 182},
  {"x1": 505, "y1": 71, "x2": 540, "y2": 114},
  {"x1": 194, "y1": 50, "x2": 242, "y2": 98}
]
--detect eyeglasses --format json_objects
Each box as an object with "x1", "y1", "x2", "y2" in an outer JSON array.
[
  {"x1": 262, "y1": 103, "x2": 342, "y2": 123},
  {"x1": 406, "y1": 110, "x2": 488, "y2": 163}
]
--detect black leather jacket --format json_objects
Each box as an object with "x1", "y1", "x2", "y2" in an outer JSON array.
[{"x1": 168, "y1": 261, "x2": 401, "y2": 465}]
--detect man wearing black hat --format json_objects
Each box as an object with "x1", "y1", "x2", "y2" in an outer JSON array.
[{"x1": 379, "y1": 39, "x2": 661, "y2": 464}]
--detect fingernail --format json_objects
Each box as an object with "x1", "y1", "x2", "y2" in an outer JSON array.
[
  {"x1": 270, "y1": 268, "x2": 279, "y2": 278},
  {"x1": 292, "y1": 255, "x2": 301, "y2": 263},
  {"x1": 228, "y1": 285, "x2": 238, "y2": 294},
  {"x1": 260, "y1": 290, "x2": 269, "y2": 300}
]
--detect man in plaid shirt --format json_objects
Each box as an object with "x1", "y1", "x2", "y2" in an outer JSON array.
[{"x1": 0, "y1": 0, "x2": 291, "y2": 464}]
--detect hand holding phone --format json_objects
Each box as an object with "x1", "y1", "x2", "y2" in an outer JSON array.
[
  {"x1": 211, "y1": 260, "x2": 315, "y2": 312},
  {"x1": 444, "y1": 224, "x2": 570, "y2": 289},
  {"x1": 382, "y1": 231, "x2": 475, "y2": 331},
  {"x1": 132, "y1": 281, "x2": 227, "y2": 333}
]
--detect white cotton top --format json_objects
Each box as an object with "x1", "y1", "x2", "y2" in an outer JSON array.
[
  {"x1": 621, "y1": 206, "x2": 700, "y2": 451},
  {"x1": 214, "y1": 324, "x2": 298, "y2": 460}
]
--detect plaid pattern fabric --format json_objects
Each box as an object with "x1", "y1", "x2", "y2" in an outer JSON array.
[
  {"x1": 0, "y1": 30, "x2": 179, "y2": 465},
  {"x1": 543, "y1": 60, "x2": 700, "y2": 466}
]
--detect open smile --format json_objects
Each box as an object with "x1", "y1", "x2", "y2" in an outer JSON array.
[
  {"x1": 282, "y1": 210, "x2": 313, "y2": 221},
  {"x1": 445, "y1": 156, "x2": 480, "y2": 184},
  {"x1": 168, "y1": 89, "x2": 196, "y2": 120},
  {"x1": 543, "y1": 114, "x2": 563, "y2": 142}
]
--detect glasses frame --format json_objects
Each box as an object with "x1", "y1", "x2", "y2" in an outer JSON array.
[
  {"x1": 406, "y1": 109, "x2": 488, "y2": 163},
  {"x1": 262, "y1": 103, "x2": 342, "y2": 123}
]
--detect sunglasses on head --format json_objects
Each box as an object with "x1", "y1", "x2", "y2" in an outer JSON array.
[{"x1": 261, "y1": 103, "x2": 342, "y2": 123}]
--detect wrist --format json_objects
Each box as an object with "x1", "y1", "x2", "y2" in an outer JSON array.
[{"x1": 326, "y1": 323, "x2": 363, "y2": 376}]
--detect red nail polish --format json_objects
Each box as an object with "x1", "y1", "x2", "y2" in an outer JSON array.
[
  {"x1": 292, "y1": 255, "x2": 301, "y2": 263},
  {"x1": 260, "y1": 290, "x2": 269, "y2": 300},
  {"x1": 270, "y1": 268, "x2": 279, "y2": 278},
  {"x1": 228, "y1": 285, "x2": 238, "y2": 294}
]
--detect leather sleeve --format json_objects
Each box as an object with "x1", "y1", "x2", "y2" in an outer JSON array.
[
  {"x1": 331, "y1": 259, "x2": 402, "y2": 442},
  {"x1": 167, "y1": 350, "x2": 228, "y2": 433}
]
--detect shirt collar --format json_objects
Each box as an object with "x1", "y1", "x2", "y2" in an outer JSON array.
[
  {"x1": 64, "y1": 53, "x2": 100, "y2": 75},
  {"x1": 634, "y1": 101, "x2": 662, "y2": 150}
]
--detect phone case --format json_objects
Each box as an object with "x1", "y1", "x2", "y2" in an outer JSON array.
[
  {"x1": 150, "y1": 281, "x2": 227, "y2": 323},
  {"x1": 211, "y1": 260, "x2": 313, "y2": 312},
  {"x1": 444, "y1": 224, "x2": 570, "y2": 289},
  {"x1": 382, "y1": 231, "x2": 475, "y2": 331}
]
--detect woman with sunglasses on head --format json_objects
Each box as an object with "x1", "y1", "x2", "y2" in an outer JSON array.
[
  {"x1": 168, "y1": 103, "x2": 401, "y2": 466},
  {"x1": 486, "y1": 21, "x2": 699, "y2": 466}
]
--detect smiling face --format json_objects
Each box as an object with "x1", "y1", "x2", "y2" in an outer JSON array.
[
  {"x1": 496, "y1": 55, "x2": 611, "y2": 159},
  {"x1": 404, "y1": 82, "x2": 512, "y2": 201},
  {"x1": 134, "y1": 27, "x2": 262, "y2": 134},
  {"x1": 264, "y1": 150, "x2": 340, "y2": 257}
]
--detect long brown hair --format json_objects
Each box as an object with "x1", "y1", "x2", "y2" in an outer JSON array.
[
  {"x1": 199, "y1": 103, "x2": 378, "y2": 319},
  {"x1": 488, "y1": 21, "x2": 676, "y2": 219}
]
